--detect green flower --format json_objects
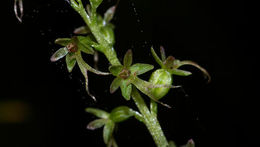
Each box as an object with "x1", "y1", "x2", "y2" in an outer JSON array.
[
  {"x1": 50, "y1": 36, "x2": 94, "y2": 72},
  {"x1": 151, "y1": 46, "x2": 211, "y2": 81},
  {"x1": 109, "y1": 50, "x2": 154, "y2": 100},
  {"x1": 85, "y1": 106, "x2": 143, "y2": 146},
  {"x1": 51, "y1": 36, "x2": 110, "y2": 101},
  {"x1": 148, "y1": 46, "x2": 211, "y2": 100}
]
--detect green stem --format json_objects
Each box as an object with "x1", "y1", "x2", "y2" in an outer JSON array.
[
  {"x1": 103, "y1": 47, "x2": 121, "y2": 65},
  {"x1": 150, "y1": 100, "x2": 158, "y2": 117},
  {"x1": 132, "y1": 87, "x2": 168, "y2": 147},
  {"x1": 71, "y1": 1, "x2": 121, "y2": 66}
]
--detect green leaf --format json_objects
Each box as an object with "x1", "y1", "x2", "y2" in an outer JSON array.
[
  {"x1": 54, "y1": 38, "x2": 71, "y2": 46},
  {"x1": 89, "y1": 0, "x2": 103, "y2": 10},
  {"x1": 103, "y1": 120, "x2": 115, "y2": 144},
  {"x1": 151, "y1": 47, "x2": 163, "y2": 67},
  {"x1": 123, "y1": 50, "x2": 133, "y2": 67},
  {"x1": 167, "y1": 69, "x2": 192, "y2": 76},
  {"x1": 50, "y1": 47, "x2": 69, "y2": 62},
  {"x1": 74, "y1": 26, "x2": 90, "y2": 35},
  {"x1": 109, "y1": 65, "x2": 123, "y2": 76},
  {"x1": 130, "y1": 63, "x2": 154, "y2": 75},
  {"x1": 104, "y1": 6, "x2": 116, "y2": 24},
  {"x1": 120, "y1": 81, "x2": 132, "y2": 101},
  {"x1": 87, "y1": 118, "x2": 107, "y2": 130},
  {"x1": 65, "y1": 53, "x2": 77, "y2": 72},
  {"x1": 109, "y1": 106, "x2": 134, "y2": 123},
  {"x1": 110, "y1": 77, "x2": 123, "y2": 93},
  {"x1": 85, "y1": 108, "x2": 110, "y2": 119}
]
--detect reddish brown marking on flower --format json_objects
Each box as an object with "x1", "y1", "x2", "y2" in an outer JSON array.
[
  {"x1": 164, "y1": 56, "x2": 175, "y2": 69},
  {"x1": 119, "y1": 68, "x2": 131, "y2": 79},
  {"x1": 67, "y1": 43, "x2": 78, "y2": 53}
]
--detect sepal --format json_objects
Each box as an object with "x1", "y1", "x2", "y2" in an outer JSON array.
[
  {"x1": 85, "y1": 108, "x2": 110, "y2": 119},
  {"x1": 87, "y1": 118, "x2": 107, "y2": 130},
  {"x1": 65, "y1": 53, "x2": 77, "y2": 72},
  {"x1": 50, "y1": 47, "x2": 69, "y2": 62}
]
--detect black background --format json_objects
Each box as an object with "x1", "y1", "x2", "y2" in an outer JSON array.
[{"x1": 0, "y1": 0, "x2": 258, "y2": 147}]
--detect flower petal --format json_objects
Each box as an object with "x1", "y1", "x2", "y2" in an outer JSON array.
[
  {"x1": 110, "y1": 77, "x2": 123, "y2": 93},
  {"x1": 151, "y1": 47, "x2": 163, "y2": 67},
  {"x1": 167, "y1": 69, "x2": 192, "y2": 76},
  {"x1": 109, "y1": 65, "x2": 124, "y2": 76},
  {"x1": 123, "y1": 50, "x2": 133, "y2": 67},
  {"x1": 50, "y1": 47, "x2": 69, "y2": 62},
  {"x1": 103, "y1": 120, "x2": 115, "y2": 144},
  {"x1": 65, "y1": 53, "x2": 77, "y2": 73},
  {"x1": 120, "y1": 81, "x2": 132, "y2": 101},
  {"x1": 164, "y1": 56, "x2": 175, "y2": 69},
  {"x1": 109, "y1": 106, "x2": 134, "y2": 123},
  {"x1": 85, "y1": 108, "x2": 110, "y2": 119},
  {"x1": 77, "y1": 36, "x2": 95, "y2": 54},
  {"x1": 54, "y1": 38, "x2": 71, "y2": 46},
  {"x1": 74, "y1": 26, "x2": 90, "y2": 35},
  {"x1": 160, "y1": 46, "x2": 166, "y2": 62},
  {"x1": 87, "y1": 118, "x2": 107, "y2": 130},
  {"x1": 104, "y1": 6, "x2": 116, "y2": 24},
  {"x1": 130, "y1": 63, "x2": 154, "y2": 75}
]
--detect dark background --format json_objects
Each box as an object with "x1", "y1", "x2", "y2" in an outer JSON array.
[{"x1": 0, "y1": 0, "x2": 258, "y2": 147}]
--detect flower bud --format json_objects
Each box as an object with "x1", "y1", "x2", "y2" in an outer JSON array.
[{"x1": 149, "y1": 69, "x2": 173, "y2": 100}]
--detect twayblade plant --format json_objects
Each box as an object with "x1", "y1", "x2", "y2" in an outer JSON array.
[{"x1": 15, "y1": 0, "x2": 210, "y2": 146}]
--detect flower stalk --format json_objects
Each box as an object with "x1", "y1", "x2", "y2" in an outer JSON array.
[{"x1": 131, "y1": 87, "x2": 169, "y2": 147}]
